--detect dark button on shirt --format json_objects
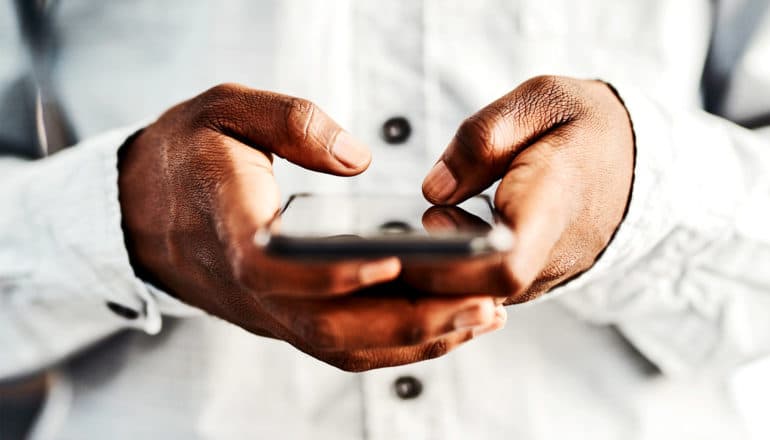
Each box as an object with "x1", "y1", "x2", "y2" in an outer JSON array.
[
  {"x1": 381, "y1": 116, "x2": 412, "y2": 144},
  {"x1": 106, "y1": 301, "x2": 140, "y2": 320},
  {"x1": 394, "y1": 376, "x2": 423, "y2": 399}
]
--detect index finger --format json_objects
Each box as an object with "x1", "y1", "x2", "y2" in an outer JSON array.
[{"x1": 210, "y1": 139, "x2": 401, "y2": 297}]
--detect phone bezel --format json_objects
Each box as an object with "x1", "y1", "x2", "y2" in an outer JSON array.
[{"x1": 257, "y1": 193, "x2": 513, "y2": 260}]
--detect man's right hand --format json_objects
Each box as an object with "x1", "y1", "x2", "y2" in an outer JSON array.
[{"x1": 118, "y1": 83, "x2": 504, "y2": 371}]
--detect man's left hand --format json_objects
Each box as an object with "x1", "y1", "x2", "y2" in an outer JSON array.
[{"x1": 408, "y1": 76, "x2": 634, "y2": 303}]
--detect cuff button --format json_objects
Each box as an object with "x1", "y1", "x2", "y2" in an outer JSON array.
[{"x1": 106, "y1": 301, "x2": 140, "y2": 320}]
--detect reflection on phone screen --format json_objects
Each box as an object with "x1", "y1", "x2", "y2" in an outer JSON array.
[{"x1": 276, "y1": 194, "x2": 496, "y2": 238}]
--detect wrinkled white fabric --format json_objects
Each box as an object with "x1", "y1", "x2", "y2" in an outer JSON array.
[{"x1": 1, "y1": 0, "x2": 769, "y2": 438}]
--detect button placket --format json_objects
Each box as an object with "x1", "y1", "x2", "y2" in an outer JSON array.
[
  {"x1": 394, "y1": 375, "x2": 423, "y2": 399},
  {"x1": 361, "y1": 362, "x2": 459, "y2": 440},
  {"x1": 351, "y1": 0, "x2": 427, "y2": 194},
  {"x1": 381, "y1": 116, "x2": 412, "y2": 144}
]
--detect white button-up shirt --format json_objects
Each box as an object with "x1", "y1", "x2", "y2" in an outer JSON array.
[{"x1": 2, "y1": 1, "x2": 770, "y2": 438}]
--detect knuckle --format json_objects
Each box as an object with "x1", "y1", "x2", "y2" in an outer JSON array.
[
  {"x1": 520, "y1": 75, "x2": 585, "y2": 132},
  {"x1": 526, "y1": 75, "x2": 573, "y2": 103},
  {"x1": 420, "y1": 339, "x2": 450, "y2": 361},
  {"x1": 285, "y1": 97, "x2": 317, "y2": 146},
  {"x1": 297, "y1": 314, "x2": 340, "y2": 350},
  {"x1": 527, "y1": 75, "x2": 563, "y2": 94},
  {"x1": 195, "y1": 82, "x2": 248, "y2": 129},
  {"x1": 204, "y1": 82, "x2": 241, "y2": 101}
]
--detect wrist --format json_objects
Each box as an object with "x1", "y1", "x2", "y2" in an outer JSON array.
[{"x1": 117, "y1": 128, "x2": 168, "y2": 291}]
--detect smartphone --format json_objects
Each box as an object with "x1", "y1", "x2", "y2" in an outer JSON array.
[{"x1": 257, "y1": 193, "x2": 513, "y2": 260}]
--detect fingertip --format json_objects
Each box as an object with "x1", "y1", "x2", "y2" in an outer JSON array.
[
  {"x1": 421, "y1": 207, "x2": 457, "y2": 232},
  {"x1": 358, "y1": 257, "x2": 402, "y2": 285},
  {"x1": 381, "y1": 257, "x2": 403, "y2": 278},
  {"x1": 331, "y1": 131, "x2": 371, "y2": 173},
  {"x1": 422, "y1": 160, "x2": 458, "y2": 204},
  {"x1": 472, "y1": 313, "x2": 506, "y2": 338},
  {"x1": 494, "y1": 304, "x2": 507, "y2": 323},
  {"x1": 452, "y1": 297, "x2": 496, "y2": 331},
  {"x1": 479, "y1": 297, "x2": 497, "y2": 321},
  {"x1": 471, "y1": 303, "x2": 507, "y2": 338}
]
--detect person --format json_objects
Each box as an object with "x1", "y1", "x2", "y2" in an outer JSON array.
[{"x1": 2, "y1": 0, "x2": 769, "y2": 438}]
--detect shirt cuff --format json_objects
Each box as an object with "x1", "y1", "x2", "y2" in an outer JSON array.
[
  {"x1": 49, "y1": 123, "x2": 203, "y2": 333},
  {"x1": 113, "y1": 127, "x2": 205, "y2": 320}
]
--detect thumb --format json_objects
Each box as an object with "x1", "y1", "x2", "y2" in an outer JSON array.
[{"x1": 422, "y1": 76, "x2": 584, "y2": 204}]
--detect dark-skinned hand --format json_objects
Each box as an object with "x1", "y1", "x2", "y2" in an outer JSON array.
[
  {"x1": 118, "y1": 83, "x2": 505, "y2": 372},
  {"x1": 406, "y1": 76, "x2": 634, "y2": 304}
]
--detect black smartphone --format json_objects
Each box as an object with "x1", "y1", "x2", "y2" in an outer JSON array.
[{"x1": 257, "y1": 193, "x2": 513, "y2": 260}]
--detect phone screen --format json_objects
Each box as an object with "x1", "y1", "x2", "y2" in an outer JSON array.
[{"x1": 275, "y1": 194, "x2": 497, "y2": 238}]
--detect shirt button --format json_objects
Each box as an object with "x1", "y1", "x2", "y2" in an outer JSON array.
[
  {"x1": 381, "y1": 116, "x2": 412, "y2": 145},
  {"x1": 106, "y1": 301, "x2": 140, "y2": 320},
  {"x1": 393, "y1": 375, "x2": 423, "y2": 400}
]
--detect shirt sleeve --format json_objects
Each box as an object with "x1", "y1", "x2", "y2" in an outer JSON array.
[
  {"x1": 0, "y1": 125, "x2": 202, "y2": 380},
  {"x1": 544, "y1": 5, "x2": 770, "y2": 376}
]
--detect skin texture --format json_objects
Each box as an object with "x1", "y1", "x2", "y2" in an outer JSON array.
[
  {"x1": 119, "y1": 75, "x2": 633, "y2": 371},
  {"x1": 410, "y1": 75, "x2": 634, "y2": 303},
  {"x1": 119, "y1": 83, "x2": 504, "y2": 372}
]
